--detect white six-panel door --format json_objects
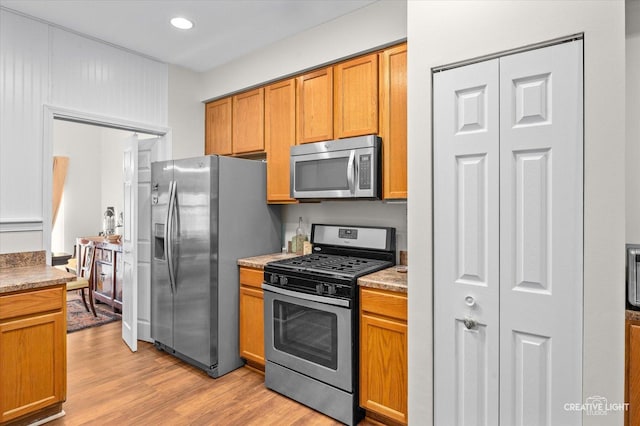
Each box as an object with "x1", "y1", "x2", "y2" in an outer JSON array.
[
  {"x1": 499, "y1": 41, "x2": 583, "y2": 426},
  {"x1": 434, "y1": 59, "x2": 501, "y2": 426},
  {"x1": 434, "y1": 40, "x2": 583, "y2": 425}
]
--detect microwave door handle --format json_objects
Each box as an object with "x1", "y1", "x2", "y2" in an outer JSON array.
[{"x1": 347, "y1": 151, "x2": 356, "y2": 194}]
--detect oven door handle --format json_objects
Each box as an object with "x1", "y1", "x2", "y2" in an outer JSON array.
[{"x1": 262, "y1": 283, "x2": 351, "y2": 308}]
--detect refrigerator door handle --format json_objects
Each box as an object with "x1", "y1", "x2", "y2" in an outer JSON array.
[{"x1": 166, "y1": 180, "x2": 177, "y2": 294}]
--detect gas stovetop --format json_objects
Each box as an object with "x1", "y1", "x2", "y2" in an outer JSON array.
[
  {"x1": 263, "y1": 224, "x2": 396, "y2": 300},
  {"x1": 266, "y1": 253, "x2": 392, "y2": 279}
]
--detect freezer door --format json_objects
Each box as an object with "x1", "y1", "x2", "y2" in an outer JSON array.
[
  {"x1": 173, "y1": 156, "x2": 218, "y2": 367},
  {"x1": 150, "y1": 160, "x2": 174, "y2": 346}
]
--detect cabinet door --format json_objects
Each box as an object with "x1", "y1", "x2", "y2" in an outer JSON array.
[
  {"x1": 334, "y1": 53, "x2": 378, "y2": 138},
  {"x1": 379, "y1": 43, "x2": 407, "y2": 199},
  {"x1": 115, "y1": 251, "x2": 123, "y2": 302},
  {"x1": 95, "y1": 262, "x2": 113, "y2": 299},
  {"x1": 239, "y1": 286, "x2": 265, "y2": 367},
  {"x1": 0, "y1": 311, "x2": 65, "y2": 422},
  {"x1": 360, "y1": 312, "x2": 407, "y2": 424},
  {"x1": 296, "y1": 67, "x2": 333, "y2": 144},
  {"x1": 627, "y1": 319, "x2": 640, "y2": 426},
  {"x1": 232, "y1": 88, "x2": 265, "y2": 154},
  {"x1": 265, "y1": 79, "x2": 297, "y2": 204},
  {"x1": 205, "y1": 98, "x2": 233, "y2": 155}
]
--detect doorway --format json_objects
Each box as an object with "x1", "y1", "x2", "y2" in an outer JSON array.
[
  {"x1": 51, "y1": 120, "x2": 155, "y2": 255},
  {"x1": 43, "y1": 106, "x2": 171, "y2": 348}
]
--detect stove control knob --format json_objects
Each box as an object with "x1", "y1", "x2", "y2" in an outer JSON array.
[
  {"x1": 327, "y1": 284, "x2": 337, "y2": 295},
  {"x1": 270, "y1": 274, "x2": 279, "y2": 284},
  {"x1": 316, "y1": 283, "x2": 324, "y2": 295},
  {"x1": 279, "y1": 276, "x2": 288, "y2": 285}
]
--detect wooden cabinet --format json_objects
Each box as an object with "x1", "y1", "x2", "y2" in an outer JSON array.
[
  {"x1": 0, "y1": 285, "x2": 66, "y2": 424},
  {"x1": 232, "y1": 88, "x2": 265, "y2": 155},
  {"x1": 239, "y1": 266, "x2": 266, "y2": 370},
  {"x1": 334, "y1": 53, "x2": 379, "y2": 138},
  {"x1": 627, "y1": 316, "x2": 640, "y2": 425},
  {"x1": 379, "y1": 43, "x2": 407, "y2": 199},
  {"x1": 93, "y1": 243, "x2": 123, "y2": 312},
  {"x1": 205, "y1": 98, "x2": 233, "y2": 155},
  {"x1": 360, "y1": 287, "x2": 408, "y2": 425},
  {"x1": 265, "y1": 78, "x2": 297, "y2": 204},
  {"x1": 202, "y1": 42, "x2": 408, "y2": 203},
  {"x1": 296, "y1": 67, "x2": 334, "y2": 144}
]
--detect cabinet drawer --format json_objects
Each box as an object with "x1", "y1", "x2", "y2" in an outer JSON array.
[
  {"x1": 102, "y1": 249, "x2": 112, "y2": 263},
  {"x1": 0, "y1": 286, "x2": 64, "y2": 320},
  {"x1": 94, "y1": 248, "x2": 103, "y2": 261},
  {"x1": 239, "y1": 267, "x2": 263, "y2": 289},
  {"x1": 360, "y1": 287, "x2": 407, "y2": 321}
]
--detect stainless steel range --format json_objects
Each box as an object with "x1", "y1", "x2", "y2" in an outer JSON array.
[{"x1": 263, "y1": 224, "x2": 396, "y2": 425}]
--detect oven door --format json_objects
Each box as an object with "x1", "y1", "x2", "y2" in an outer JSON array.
[{"x1": 263, "y1": 283, "x2": 353, "y2": 392}]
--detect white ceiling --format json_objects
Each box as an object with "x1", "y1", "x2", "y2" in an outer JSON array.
[{"x1": 0, "y1": 0, "x2": 377, "y2": 72}]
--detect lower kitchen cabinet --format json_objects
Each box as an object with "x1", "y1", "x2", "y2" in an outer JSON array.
[
  {"x1": 0, "y1": 285, "x2": 66, "y2": 424},
  {"x1": 627, "y1": 316, "x2": 640, "y2": 425},
  {"x1": 360, "y1": 287, "x2": 408, "y2": 425},
  {"x1": 239, "y1": 266, "x2": 266, "y2": 371}
]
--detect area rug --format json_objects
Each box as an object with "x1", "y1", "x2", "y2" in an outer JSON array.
[{"x1": 67, "y1": 292, "x2": 120, "y2": 333}]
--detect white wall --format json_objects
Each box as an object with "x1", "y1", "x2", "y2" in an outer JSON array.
[
  {"x1": 200, "y1": 0, "x2": 407, "y2": 100},
  {"x1": 100, "y1": 127, "x2": 126, "y2": 224},
  {"x1": 51, "y1": 121, "x2": 135, "y2": 255},
  {"x1": 628, "y1": 0, "x2": 640, "y2": 244},
  {"x1": 51, "y1": 121, "x2": 103, "y2": 254},
  {"x1": 283, "y1": 201, "x2": 407, "y2": 258},
  {"x1": 168, "y1": 65, "x2": 205, "y2": 159},
  {"x1": 0, "y1": 8, "x2": 168, "y2": 255},
  {"x1": 407, "y1": 2, "x2": 626, "y2": 425}
]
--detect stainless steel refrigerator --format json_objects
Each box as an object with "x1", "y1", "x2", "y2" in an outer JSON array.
[{"x1": 150, "y1": 155, "x2": 281, "y2": 377}]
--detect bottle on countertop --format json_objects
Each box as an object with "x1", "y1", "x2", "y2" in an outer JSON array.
[{"x1": 293, "y1": 216, "x2": 308, "y2": 255}]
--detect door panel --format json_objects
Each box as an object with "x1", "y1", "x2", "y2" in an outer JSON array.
[
  {"x1": 499, "y1": 41, "x2": 583, "y2": 425},
  {"x1": 173, "y1": 156, "x2": 215, "y2": 367},
  {"x1": 136, "y1": 137, "x2": 159, "y2": 342},
  {"x1": 435, "y1": 40, "x2": 583, "y2": 425},
  {"x1": 122, "y1": 135, "x2": 138, "y2": 352},
  {"x1": 434, "y1": 58, "x2": 500, "y2": 426}
]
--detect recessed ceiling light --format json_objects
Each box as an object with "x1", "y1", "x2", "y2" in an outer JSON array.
[{"x1": 170, "y1": 17, "x2": 194, "y2": 30}]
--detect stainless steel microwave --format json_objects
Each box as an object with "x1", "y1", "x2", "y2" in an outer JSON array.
[{"x1": 290, "y1": 135, "x2": 381, "y2": 200}]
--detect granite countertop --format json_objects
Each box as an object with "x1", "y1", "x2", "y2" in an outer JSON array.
[
  {"x1": 358, "y1": 266, "x2": 408, "y2": 293},
  {"x1": 237, "y1": 252, "x2": 300, "y2": 270},
  {"x1": 0, "y1": 250, "x2": 76, "y2": 294},
  {"x1": 627, "y1": 310, "x2": 640, "y2": 321}
]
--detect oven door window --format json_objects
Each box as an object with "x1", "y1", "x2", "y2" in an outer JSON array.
[{"x1": 273, "y1": 300, "x2": 338, "y2": 370}]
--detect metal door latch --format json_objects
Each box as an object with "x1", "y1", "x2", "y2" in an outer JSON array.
[{"x1": 463, "y1": 317, "x2": 477, "y2": 330}]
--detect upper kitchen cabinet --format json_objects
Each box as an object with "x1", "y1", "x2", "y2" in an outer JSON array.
[
  {"x1": 205, "y1": 98, "x2": 233, "y2": 156},
  {"x1": 334, "y1": 53, "x2": 379, "y2": 139},
  {"x1": 232, "y1": 88, "x2": 265, "y2": 155},
  {"x1": 379, "y1": 43, "x2": 407, "y2": 199},
  {"x1": 296, "y1": 67, "x2": 334, "y2": 144},
  {"x1": 265, "y1": 79, "x2": 297, "y2": 204}
]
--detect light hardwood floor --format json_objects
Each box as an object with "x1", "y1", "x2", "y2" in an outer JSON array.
[{"x1": 51, "y1": 321, "x2": 375, "y2": 426}]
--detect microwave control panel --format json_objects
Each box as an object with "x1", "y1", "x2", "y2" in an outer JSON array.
[{"x1": 359, "y1": 154, "x2": 371, "y2": 189}]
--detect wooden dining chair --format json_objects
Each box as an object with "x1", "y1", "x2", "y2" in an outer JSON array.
[{"x1": 66, "y1": 238, "x2": 97, "y2": 317}]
